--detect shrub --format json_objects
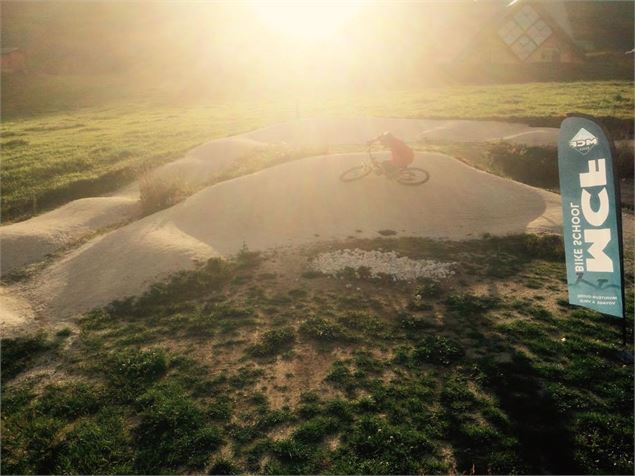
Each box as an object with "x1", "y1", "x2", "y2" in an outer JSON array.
[
  {"x1": 134, "y1": 383, "x2": 222, "y2": 472},
  {"x1": 235, "y1": 243, "x2": 262, "y2": 269},
  {"x1": 229, "y1": 367, "x2": 264, "y2": 389},
  {"x1": 488, "y1": 143, "x2": 559, "y2": 189},
  {"x1": 353, "y1": 351, "x2": 383, "y2": 373},
  {"x1": 54, "y1": 409, "x2": 133, "y2": 474},
  {"x1": 325, "y1": 361, "x2": 357, "y2": 394},
  {"x1": 414, "y1": 277, "x2": 442, "y2": 298},
  {"x1": 337, "y1": 311, "x2": 383, "y2": 335},
  {"x1": 614, "y1": 144, "x2": 634, "y2": 181},
  {"x1": 446, "y1": 293, "x2": 500, "y2": 316},
  {"x1": 398, "y1": 311, "x2": 432, "y2": 331},
  {"x1": 1, "y1": 333, "x2": 56, "y2": 383},
  {"x1": 299, "y1": 316, "x2": 348, "y2": 342},
  {"x1": 489, "y1": 143, "x2": 633, "y2": 189},
  {"x1": 109, "y1": 257, "x2": 236, "y2": 314},
  {"x1": 36, "y1": 383, "x2": 101, "y2": 420},
  {"x1": 248, "y1": 327, "x2": 295, "y2": 357},
  {"x1": 55, "y1": 327, "x2": 72, "y2": 338},
  {"x1": 514, "y1": 234, "x2": 564, "y2": 261},
  {"x1": 1, "y1": 413, "x2": 66, "y2": 474},
  {"x1": 209, "y1": 457, "x2": 240, "y2": 475},
  {"x1": 139, "y1": 172, "x2": 193, "y2": 216},
  {"x1": 269, "y1": 438, "x2": 313, "y2": 463},
  {"x1": 256, "y1": 408, "x2": 293, "y2": 430},
  {"x1": 411, "y1": 336, "x2": 464, "y2": 366},
  {"x1": 105, "y1": 348, "x2": 167, "y2": 400},
  {"x1": 335, "y1": 416, "x2": 435, "y2": 474},
  {"x1": 292, "y1": 416, "x2": 339, "y2": 443},
  {"x1": 323, "y1": 399, "x2": 353, "y2": 421}
]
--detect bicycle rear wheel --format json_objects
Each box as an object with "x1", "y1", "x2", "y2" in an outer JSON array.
[
  {"x1": 397, "y1": 167, "x2": 430, "y2": 186},
  {"x1": 340, "y1": 165, "x2": 372, "y2": 182}
]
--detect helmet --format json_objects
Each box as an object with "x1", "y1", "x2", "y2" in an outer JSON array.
[{"x1": 378, "y1": 131, "x2": 393, "y2": 144}]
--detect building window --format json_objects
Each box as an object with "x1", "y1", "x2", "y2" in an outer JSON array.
[
  {"x1": 498, "y1": 5, "x2": 552, "y2": 61},
  {"x1": 511, "y1": 35, "x2": 537, "y2": 61},
  {"x1": 498, "y1": 20, "x2": 523, "y2": 45},
  {"x1": 527, "y1": 20, "x2": 552, "y2": 46},
  {"x1": 514, "y1": 5, "x2": 539, "y2": 30}
]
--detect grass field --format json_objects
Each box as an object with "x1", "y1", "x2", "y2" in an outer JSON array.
[
  {"x1": 1, "y1": 79, "x2": 633, "y2": 221},
  {"x1": 2, "y1": 234, "x2": 633, "y2": 475},
  {"x1": 420, "y1": 142, "x2": 635, "y2": 210}
]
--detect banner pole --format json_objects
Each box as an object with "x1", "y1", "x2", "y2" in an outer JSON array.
[
  {"x1": 606, "y1": 121, "x2": 627, "y2": 347},
  {"x1": 615, "y1": 165, "x2": 629, "y2": 353}
]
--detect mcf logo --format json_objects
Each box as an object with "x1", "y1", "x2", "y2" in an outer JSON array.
[{"x1": 569, "y1": 128, "x2": 598, "y2": 155}]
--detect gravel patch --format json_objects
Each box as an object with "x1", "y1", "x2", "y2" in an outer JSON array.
[{"x1": 310, "y1": 249, "x2": 455, "y2": 281}]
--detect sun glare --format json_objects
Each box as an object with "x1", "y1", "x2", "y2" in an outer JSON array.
[{"x1": 250, "y1": 1, "x2": 362, "y2": 42}]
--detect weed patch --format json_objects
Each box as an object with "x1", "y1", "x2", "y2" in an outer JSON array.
[
  {"x1": 36, "y1": 383, "x2": 101, "y2": 420},
  {"x1": 0, "y1": 333, "x2": 58, "y2": 383},
  {"x1": 248, "y1": 327, "x2": 295, "y2": 358},
  {"x1": 1, "y1": 233, "x2": 631, "y2": 474},
  {"x1": 134, "y1": 383, "x2": 222, "y2": 472},
  {"x1": 105, "y1": 348, "x2": 168, "y2": 401},
  {"x1": 446, "y1": 293, "x2": 500, "y2": 316},
  {"x1": 299, "y1": 316, "x2": 350, "y2": 343},
  {"x1": 139, "y1": 172, "x2": 193, "y2": 216},
  {"x1": 53, "y1": 409, "x2": 133, "y2": 474},
  {"x1": 334, "y1": 416, "x2": 436, "y2": 474}
]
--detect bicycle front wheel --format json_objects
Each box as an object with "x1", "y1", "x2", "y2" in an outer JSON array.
[
  {"x1": 340, "y1": 165, "x2": 372, "y2": 182},
  {"x1": 397, "y1": 167, "x2": 430, "y2": 186}
]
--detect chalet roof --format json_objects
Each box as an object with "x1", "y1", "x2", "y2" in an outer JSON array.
[{"x1": 448, "y1": 0, "x2": 584, "y2": 62}]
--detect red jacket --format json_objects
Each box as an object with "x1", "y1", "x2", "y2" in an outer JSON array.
[{"x1": 379, "y1": 135, "x2": 414, "y2": 167}]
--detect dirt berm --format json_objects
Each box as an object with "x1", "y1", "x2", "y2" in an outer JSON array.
[{"x1": 27, "y1": 151, "x2": 561, "y2": 319}]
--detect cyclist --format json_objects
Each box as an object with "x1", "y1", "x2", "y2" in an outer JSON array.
[{"x1": 367, "y1": 131, "x2": 414, "y2": 177}]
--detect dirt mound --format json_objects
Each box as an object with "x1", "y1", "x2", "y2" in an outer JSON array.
[
  {"x1": 0, "y1": 196, "x2": 138, "y2": 276},
  {"x1": 0, "y1": 138, "x2": 265, "y2": 276},
  {"x1": 0, "y1": 286, "x2": 34, "y2": 333},
  {"x1": 149, "y1": 136, "x2": 268, "y2": 186},
  {"x1": 0, "y1": 118, "x2": 559, "y2": 278},
  {"x1": 243, "y1": 117, "x2": 558, "y2": 147},
  {"x1": 28, "y1": 151, "x2": 561, "y2": 319},
  {"x1": 1, "y1": 117, "x2": 567, "y2": 329}
]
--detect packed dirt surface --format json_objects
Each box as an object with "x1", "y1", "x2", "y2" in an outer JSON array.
[
  {"x1": 243, "y1": 117, "x2": 560, "y2": 148},
  {"x1": 0, "y1": 117, "x2": 558, "y2": 278},
  {"x1": 21, "y1": 151, "x2": 562, "y2": 321},
  {"x1": 0, "y1": 197, "x2": 138, "y2": 276},
  {"x1": 1, "y1": 117, "x2": 570, "y2": 332},
  {"x1": 0, "y1": 286, "x2": 34, "y2": 329}
]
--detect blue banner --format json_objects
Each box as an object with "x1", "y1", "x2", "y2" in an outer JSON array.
[{"x1": 558, "y1": 115, "x2": 624, "y2": 318}]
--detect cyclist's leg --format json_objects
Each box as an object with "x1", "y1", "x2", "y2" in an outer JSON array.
[{"x1": 381, "y1": 160, "x2": 398, "y2": 177}]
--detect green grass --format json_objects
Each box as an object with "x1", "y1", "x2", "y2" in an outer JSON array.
[
  {"x1": 0, "y1": 333, "x2": 59, "y2": 383},
  {"x1": 426, "y1": 142, "x2": 635, "y2": 209},
  {"x1": 248, "y1": 327, "x2": 295, "y2": 358},
  {"x1": 1, "y1": 79, "x2": 632, "y2": 221},
  {"x1": 1, "y1": 234, "x2": 633, "y2": 474}
]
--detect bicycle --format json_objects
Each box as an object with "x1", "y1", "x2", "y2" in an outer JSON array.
[{"x1": 339, "y1": 144, "x2": 430, "y2": 186}]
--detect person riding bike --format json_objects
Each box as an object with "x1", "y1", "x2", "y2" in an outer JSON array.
[{"x1": 366, "y1": 131, "x2": 414, "y2": 177}]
